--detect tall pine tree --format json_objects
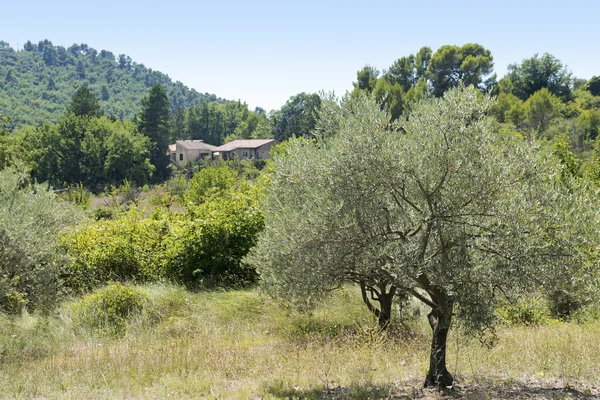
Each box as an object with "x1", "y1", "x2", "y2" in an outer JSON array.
[{"x1": 138, "y1": 84, "x2": 171, "y2": 180}]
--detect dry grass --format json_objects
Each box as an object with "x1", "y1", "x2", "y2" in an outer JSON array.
[{"x1": 1, "y1": 285, "x2": 599, "y2": 399}]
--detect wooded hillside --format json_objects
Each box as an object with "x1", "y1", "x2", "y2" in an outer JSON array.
[{"x1": 0, "y1": 40, "x2": 224, "y2": 130}]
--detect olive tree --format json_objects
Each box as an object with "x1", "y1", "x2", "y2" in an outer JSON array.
[
  {"x1": 248, "y1": 86, "x2": 597, "y2": 388},
  {"x1": 0, "y1": 168, "x2": 86, "y2": 313}
]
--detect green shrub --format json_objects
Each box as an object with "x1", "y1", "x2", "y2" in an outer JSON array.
[
  {"x1": 70, "y1": 283, "x2": 148, "y2": 336},
  {"x1": 497, "y1": 298, "x2": 551, "y2": 326},
  {"x1": 548, "y1": 289, "x2": 583, "y2": 320},
  {"x1": 59, "y1": 183, "x2": 91, "y2": 209},
  {"x1": 63, "y1": 182, "x2": 264, "y2": 290},
  {"x1": 92, "y1": 207, "x2": 116, "y2": 220},
  {"x1": 172, "y1": 191, "x2": 264, "y2": 288},
  {"x1": 0, "y1": 168, "x2": 85, "y2": 313},
  {"x1": 185, "y1": 164, "x2": 239, "y2": 205},
  {"x1": 61, "y1": 210, "x2": 183, "y2": 291},
  {"x1": 166, "y1": 173, "x2": 188, "y2": 201},
  {"x1": 148, "y1": 185, "x2": 176, "y2": 210}
]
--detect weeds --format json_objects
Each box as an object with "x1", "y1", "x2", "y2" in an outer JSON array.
[{"x1": 0, "y1": 286, "x2": 599, "y2": 399}]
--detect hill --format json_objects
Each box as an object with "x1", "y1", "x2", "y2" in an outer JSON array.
[{"x1": 0, "y1": 39, "x2": 224, "y2": 130}]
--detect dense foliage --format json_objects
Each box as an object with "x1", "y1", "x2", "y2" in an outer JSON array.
[
  {"x1": 61, "y1": 211, "x2": 179, "y2": 291},
  {"x1": 248, "y1": 87, "x2": 599, "y2": 387},
  {"x1": 138, "y1": 84, "x2": 171, "y2": 180},
  {"x1": 61, "y1": 164, "x2": 264, "y2": 291},
  {"x1": 0, "y1": 168, "x2": 85, "y2": 313},
  {"x1": 19, "y1": 111, "x2": 154, "y2": 189},
  {"x1": 174, "y1": 191, "x2": 264, "y2": 287},
  {"x1": 349, "y1": 44, "x2": 600, "y2": 187},
  {"x1": 270, "y1": 92, "x2": 322, "y2": 141},
  {"x1": 185, "y1": 163, "x2": 240, "y2": 205}
]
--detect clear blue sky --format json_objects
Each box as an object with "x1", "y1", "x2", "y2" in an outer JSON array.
[{"x1": 2, "y1": 0, "x2": 599, "y2": 111}]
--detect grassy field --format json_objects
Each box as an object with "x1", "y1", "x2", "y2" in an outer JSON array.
[{"x1": 1, "y1": 285, "x2": 599, "y2": 399}]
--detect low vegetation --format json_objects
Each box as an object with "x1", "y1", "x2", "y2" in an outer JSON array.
[{"x1": 1, "y1": 286, "x2": 599, "y2": 399}]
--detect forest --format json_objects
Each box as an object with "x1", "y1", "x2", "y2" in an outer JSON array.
[
  {"x1": 1, "y1": 40, "x2": 600, "y2": 398},
  {"x1": 0, "y1": 40, "x2": 223, "y2": 129}
]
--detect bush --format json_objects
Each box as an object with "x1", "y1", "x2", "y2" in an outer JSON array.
[
  {"x1": 62, "y1": 182, "x2": 264, "y2": 290},
  {"x1": 171, "y1": 191, "x2": 264, "y2": 288},
  {"x1": 92, "y1": 207, "x2": 116, "y2": 220},
  {"x1": 548, "y1": 289, "x2": 583, "y2": 320},
  {"x1": 497, "y1": 298, "x2": 551, "y2": 326},
  {"x1": 58, "y1": 183, "x2": 91, "y2": 209},
  {"x1": 148, "y1": 184, "x2": 176, "y2": 210},
  {"x1": 185, "y1": 164, "x2": 239, "y2": 205},
  {"x1": 70, "y1": 283, "x2": 148, "y2": 336},
  {"x1": 0, "y1": 168, "x2": 85, "y2": 313},
  {"x1": 61, "y1": 210, "x2": 183, "y2": 291}
]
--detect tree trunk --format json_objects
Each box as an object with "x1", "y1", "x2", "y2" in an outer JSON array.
[
  {"x1": 424, "y1": 296, "x2": 454, "y2": 388},
  {"x1": 377, "y1": 291, "x2": 393, "y2": 329},
  {"x1": 359, "y1": 280, "x2": 396, "y2": 330}
]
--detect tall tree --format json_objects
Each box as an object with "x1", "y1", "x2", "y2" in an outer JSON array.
[
  {"x1": 429, "y1": 43, "x2": 495, "y2": 97},
  {"x1": 272, "y1": 92, "x2": 321, "y2": 141},
  {"x1": 523, "y1": 88, "x2": 562, "y2": 135},
  {"x1": 248, "y1": 86, "x2": 596, "y2": 388},
  {"x1": 0, "y1": 116, "x2": 12, "y2": 169},
  {"x1": 373, "y1": 79, "x2": 405, "y2": 121},
  {"x1": 354, "y1": 65, "x2": 379, "y2": 93},
  {"x1": 506, "y1": 53, "x2": 573, "y2": 100},
  {"x1": 584, "y1": 76, "x2": 600, "y2": 97},
  {"x1": 138, "y1": 84, "x2": 171, "y2": 180},
  {"x1": 385, "y1": 46, "x2": 432, "y2": 92},
  {"x1": 67, "y1": 86, "x2": 103, "y2": 118},
  {"x1": 171, "y1": 105, "x2": 186, "y2": 142}
]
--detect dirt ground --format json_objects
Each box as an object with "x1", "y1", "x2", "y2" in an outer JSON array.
[{"x1": 269, "y1": 380, "x2": 600, "y2": 399}]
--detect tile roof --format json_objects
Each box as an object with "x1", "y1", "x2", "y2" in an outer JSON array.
[
  {"x1": 176, "y1": 140, "x2": 217, "y2": 151},
  {"x1": 214, "y1": 139, "x2": 276, "y2": 152}
]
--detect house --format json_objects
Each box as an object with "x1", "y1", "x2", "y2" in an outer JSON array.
[
  {"x1": 212, "y1": 139, "x2": 277, "y2": 160},
  {"x1": 170, "y1": 140, "x2": 217, "y2": 164}
]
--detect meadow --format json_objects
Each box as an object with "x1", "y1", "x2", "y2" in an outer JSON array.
[{"x1": 1, "y1": 285, "x2": 599, "y2": 399}]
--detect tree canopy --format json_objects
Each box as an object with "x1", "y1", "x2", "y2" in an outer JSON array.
[
  {"x1": 67, "y1": 86, "x2": 103, "y2": 118},
  {"x1": 248, "y1": 86, "x2": 597, "y2": 387},
  {"x1": 428, "y1": 43, "x2": 495, "y2": 96},
  {"x1": 506, "y1": 53, "x2": 573, "y2": 101},
  {"x1": 19, "y1": 88, "x2": 154, "y2": 189},
  {"x1": 271, "y1": 92, "x2": 322, "y2": 141}
]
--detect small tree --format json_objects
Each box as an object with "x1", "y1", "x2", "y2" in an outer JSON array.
[
  {"x1": 185, "y1": 163, "x2": 239, "y2": 206},
  {"x1": 174, "y1": 191, "x2": 264, "y2": 288},
  {"x1": 0, "y1": 168, "x2": 85, "y2": 313},
  {"x1": 248, "y1": 87, "x2": 596, "y2": 387}
]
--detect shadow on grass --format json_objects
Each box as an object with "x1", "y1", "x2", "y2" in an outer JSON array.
[
  {"x1": 266, "y1": 381, "x2": 598, "y2": 399},
  {"x1": 453, "y1": 383, "x2": 597, "y2": 400}
]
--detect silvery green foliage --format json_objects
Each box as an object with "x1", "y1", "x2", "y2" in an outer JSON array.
[
  {"x1": 0, "y1": 168, "x2": 86, "y2": 312},
  {"x1": 248, "y1": 86, "x2": 598, "y2": 332}
]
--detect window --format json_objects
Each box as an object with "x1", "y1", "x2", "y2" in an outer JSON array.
[
  {"x1": 242, "y1": 151, "x2": 248, "y2": 157},
  {"x1": 179, "y1": 153, "x2": 183, "y2": 161}
]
